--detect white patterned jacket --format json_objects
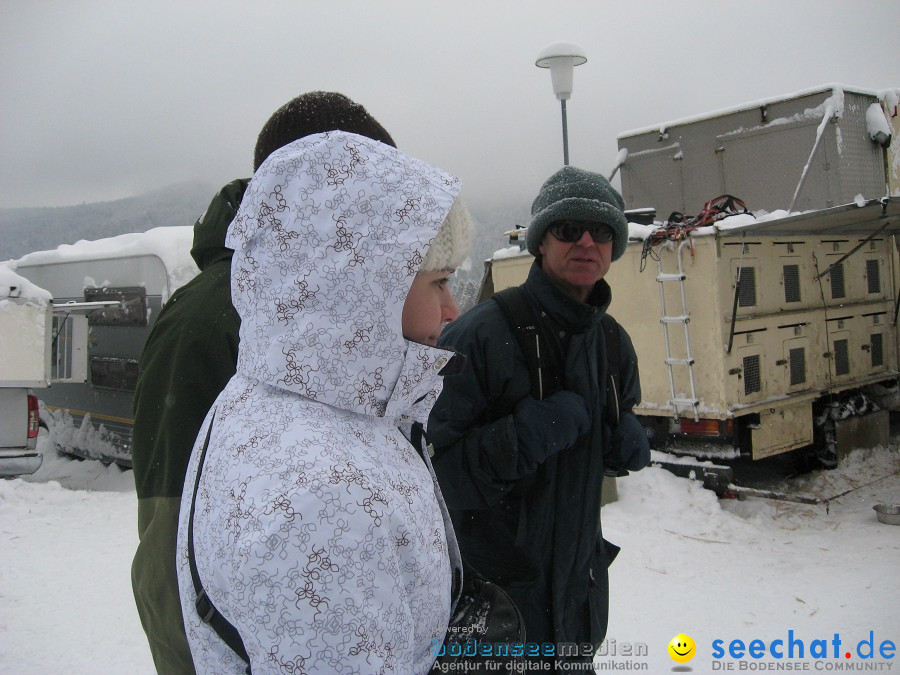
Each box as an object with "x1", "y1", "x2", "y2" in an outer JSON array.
[{"x1": 175, "y1": 132, "x2": 463, "y2": 674}]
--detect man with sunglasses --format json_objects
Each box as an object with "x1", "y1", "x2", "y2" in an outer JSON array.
[{"x1": 428, "y1": 165, "x2": 650, "y2": 669}]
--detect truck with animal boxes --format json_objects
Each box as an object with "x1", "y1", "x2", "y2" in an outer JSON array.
[{"x1": 483, "y1": 85, "x2": 900, "y2": 484}]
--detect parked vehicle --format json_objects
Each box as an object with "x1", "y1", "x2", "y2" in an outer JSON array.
[
  {"x1": 481, "y1": 85, "x2": 900, "y2": 489},
  {"x1": 0, "y1": 273, "x2": 50, "y2": 477},
  {"x1": 10, "y1": 227, "x2": 197, "y2": 466}
]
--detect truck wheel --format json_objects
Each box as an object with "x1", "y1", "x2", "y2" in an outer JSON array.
[
  {"x1": 811, "y1": 390, "x2": 880, "y2": 470},
  {"x1": 811, "y1": 400, "x2": 838, "y2": 470}
]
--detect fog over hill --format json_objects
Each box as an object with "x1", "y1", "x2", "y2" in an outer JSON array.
[
  {"x1": 0, "y1": 181, "x2": 216, "y2": 262},
  {"x1": 0, "y1": 181, "x2": 529, "y2": 300}
]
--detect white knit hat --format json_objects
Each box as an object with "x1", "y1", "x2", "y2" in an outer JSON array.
[{"x1": 420, "y1": 197, "x2": 474, "y2": 272}]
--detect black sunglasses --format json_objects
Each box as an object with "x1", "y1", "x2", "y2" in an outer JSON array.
[{"x1": 547, "y1": 220, "x2": 615, "y2": 244}]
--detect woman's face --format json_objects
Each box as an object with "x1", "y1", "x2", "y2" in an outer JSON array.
[{"x1": 402, "y1": 269, "x2": 460, "y2": 346}]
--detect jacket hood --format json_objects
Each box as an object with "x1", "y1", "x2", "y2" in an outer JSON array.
[
  {"x1": 227, "y1": 131, "x2": 460, "y2": 417},
  {"x1": 190, "y1": 178, "x2": 250, "y2": 270}
]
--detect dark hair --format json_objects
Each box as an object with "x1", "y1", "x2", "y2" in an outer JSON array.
[{"x1": 253, "y1": 91, "x2": 396, "y2": 170}]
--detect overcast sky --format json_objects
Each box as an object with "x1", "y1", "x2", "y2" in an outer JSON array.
[{"x1": 1, "y1": 0, "x2": 897, "y2": 211}]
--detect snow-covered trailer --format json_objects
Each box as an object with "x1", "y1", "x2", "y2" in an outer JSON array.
[
  {"x1": 0, "y1": 268, "x2": 52, "y2": 476},
  {"x1": 11, "y1": 227, "x2": 198, "y2": 466},
  {"x1": 481, "y1": 85, "x2": 900, "y2": 483},
  {"x1": 616, "y1": 84, "x2": 897, "y2": 218}
]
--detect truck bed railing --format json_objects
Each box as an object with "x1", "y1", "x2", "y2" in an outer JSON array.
[{"x1": 52, "y1": 300, "x2": 123, "y2": 313}]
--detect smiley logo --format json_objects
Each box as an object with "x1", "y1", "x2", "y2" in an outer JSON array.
[{"x1": 667, "y1": 633, "x2": 696, "y2": 663}]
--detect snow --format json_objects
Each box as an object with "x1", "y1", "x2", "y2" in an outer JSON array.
[
  {"x1": 789, "y1": 98, "x2": 839, "y2": 212},
  {"x1": 882, "y1": 89, "x2": 900, "y2": 116},
  {"x1": 624, "y1": 209, "x2": 787, "y2": 241},
  {"x1": 0, "y1": 262, "x2": 52, "y2": 302},
  {"x1": 1, "y1": 408, "x2": 898, "y2": 673},
  {"x1": 717, "y1": 210, "x2": 769, "y2": 230},
  {"x1": 618, "y1": 83, "x2": 859, "y2": 139},
  {"x1": 867, "y1": 102, "x2": 893, "y2": 142},
  {"x1": 771, "y1": 88, "x2": 844, "y2": 131},
  {"x1": 40, "y1": 403, "x2": 133, "y2": 468},
  {"x1": 492, "y1": 244, "x2": 528, "y2": 260},
  {"x1": 608, "y1": 148, "x2": 628, "y2": 180},
  {"x1": 650, "y1": 448, "x2": 735, "y2": 467},
  {"x1": 604, "y1": 448, "x2": 900, "y2": 671},
  {"x1": 0, "y1": 459, "x2": 143, "y2": 675},
  {"x1": 13, "y1": 227, "x2": 198, "y2": 304}
]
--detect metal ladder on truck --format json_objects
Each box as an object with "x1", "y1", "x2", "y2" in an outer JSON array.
[{"x1": 656, "y1": 240, "x2": 700, "y2": 421}]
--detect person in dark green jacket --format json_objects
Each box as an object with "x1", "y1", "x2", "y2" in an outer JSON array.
[
  {"x1": 428, "y1": 166, "x2": 651, "y2": 670},
  {"x1": 130, "y1": 91, "x2": 396, "y2": 674}
]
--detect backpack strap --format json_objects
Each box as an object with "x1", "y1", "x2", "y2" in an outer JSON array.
[
  {"x1": 600, "y1": 313, "x2": 620, "y2": 427},
  {"x1": 493, "y1": 286, "x2": 621, "y2": 430},
  {"x1": 187, "y1": 413, "x2": 252, "y2": 672},
  {"x1": 492, "y1": 286, "x2": 563, "y2": 400}
]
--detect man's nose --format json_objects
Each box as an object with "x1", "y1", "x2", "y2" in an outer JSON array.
[{"x1": 575, "y1": 230, "x2": 595, "y2": 246}]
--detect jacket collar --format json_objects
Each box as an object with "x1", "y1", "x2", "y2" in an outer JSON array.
[
  {"x1": 524, "y1": 259, "x2": 612, "y2": 331},
  {"x1": 190, "y1": 178, "x2": 250, "y2": 271},
  {"x1": 385, "y1": 342, "x2": 460, "y2": 423}
]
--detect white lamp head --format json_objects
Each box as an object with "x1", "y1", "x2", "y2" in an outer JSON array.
[{"x1": 535, "y1": 41, "x2": 587, "y2": 101}]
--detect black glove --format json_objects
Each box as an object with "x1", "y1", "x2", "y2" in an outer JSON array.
[
  {"x1": 512, "y1": 390, "x2": 591, "y2": 474},
  {"x1": 604, "y1": 413, "x2": 651, "y2": 475}
]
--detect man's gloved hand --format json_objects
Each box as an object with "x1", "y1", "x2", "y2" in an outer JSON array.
[
  {"x1": 513, "y1": 391, "x2": 591, "y2": 474},
  {"x1": 604, "y1": 413, "x2": 652, "y2": 475}
]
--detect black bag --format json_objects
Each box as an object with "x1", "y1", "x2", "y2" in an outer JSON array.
[
  {"x1": 431, "y1": 560, "x2": 526, "y2": 673},
  {"x1": 407, "y1": 424, "x2": 527, "y2": 674}
]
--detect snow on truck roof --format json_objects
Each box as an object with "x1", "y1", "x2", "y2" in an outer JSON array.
[
  {"x1": 491, "y1": 198, "x2": 900, "y2": 260},
  {"x1": 11, "y1": 226, "x2": 198, "y2": 303},
  {"x1": 617, "y1": 83, "x2": 899, "y2": 139},
  {"x1": 0, "y1": 263, "x2": 53, "y2": 302}
]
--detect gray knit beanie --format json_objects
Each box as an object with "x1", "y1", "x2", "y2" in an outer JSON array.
[
  {"x1": 526, "y1": 166, "x2": 629, "y2": 261},
  {"x1": 421, "y1": 197, "x2": 474, "y2": 272}
]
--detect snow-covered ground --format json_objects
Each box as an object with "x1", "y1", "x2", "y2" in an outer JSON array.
[
  {"x1": 604, "y1": 448, "x2": 899, "y2": 671},
  {"x1": 1, "y1": 418, "x2": 897, "y2": 673}
]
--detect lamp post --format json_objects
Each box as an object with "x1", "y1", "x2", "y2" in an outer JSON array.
[{"x1": 535, "y1": 42, "x2": 587, "y2": 166}]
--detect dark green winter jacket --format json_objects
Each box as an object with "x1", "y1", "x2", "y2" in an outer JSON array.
[
  {"x1": 428, "y1": 259, "x2": 647, "y2": 652},
  {"x1": 131, "y1": 178, "x2": 248, "y2": 675}
]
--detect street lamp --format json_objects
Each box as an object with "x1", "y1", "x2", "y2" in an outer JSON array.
[{"x1": 535, "y1": 42, "x2": 587, "y2": 166}]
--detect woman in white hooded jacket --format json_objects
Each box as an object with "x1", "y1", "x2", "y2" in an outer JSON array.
[{"x1": 176, "y1": 131, "x2": 472, "y2": 673}]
